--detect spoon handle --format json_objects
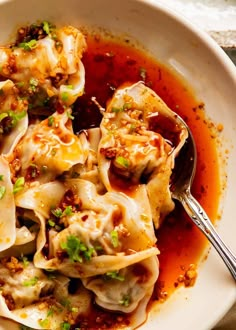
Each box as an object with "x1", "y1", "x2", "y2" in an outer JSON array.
[{"x1": 180, "y1": 189, "x2": 236, "y2": 281}]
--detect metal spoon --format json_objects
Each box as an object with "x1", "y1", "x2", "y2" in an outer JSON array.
[{"x1": 170, "y1": 114, "x2": 236, "y2": 281}]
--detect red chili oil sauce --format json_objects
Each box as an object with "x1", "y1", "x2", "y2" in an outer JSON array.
[{"x1": 72, "y1": 33, "x2": 220, "y2": 328}]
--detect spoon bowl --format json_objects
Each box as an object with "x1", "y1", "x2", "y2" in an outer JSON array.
[{"x1": 170, "y1": 115, "x2": 236, "y2": 281}]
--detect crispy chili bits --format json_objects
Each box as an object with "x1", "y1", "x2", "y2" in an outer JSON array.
[
  {"x1": 1, "y1": 256, "x2": 23, "y2": 273},
  {"x1": 61, "y1": 189, "x2": 81, "y2": 212}
]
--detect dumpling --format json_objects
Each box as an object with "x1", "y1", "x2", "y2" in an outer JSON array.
[
  {"x1": 0, "y1": 258, "x2": 90, "y2": 329},
  {"x1": 0, "y1": 25, "x2": 86, "y2": 106},
  {"x1": 98, "y1": 81, "x2": 188, "y2": 228},
  {"x1": 16, "y1": 178, "x2": 159, "y2": 277},
  {"x1": 13, "y1": 111, "x2": 87, "y2": 182},
  {"x1": 82, "y1": 256, "x2": 159, "y2": 314}
]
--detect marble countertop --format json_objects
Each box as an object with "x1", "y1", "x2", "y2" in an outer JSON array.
[
  {"x1": 157, "y1": 0, "x2": 236, "y2": 64},
  {"x1": 158, "y1": 0, "x2": 236, "y2": 45}
]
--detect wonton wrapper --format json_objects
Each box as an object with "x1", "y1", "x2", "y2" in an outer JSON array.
[{"x1": 15, "y1": 181, "x2": 66, "y2": 218}]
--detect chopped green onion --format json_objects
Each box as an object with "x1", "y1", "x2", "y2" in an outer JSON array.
[
  {"x1": 39, "y1": 318, "x2": 49, "y2": 328},
  {"x1": 60, "y1": 322, "x2": 71, "y2": 330},
  {"x1": 0, "y1": 186, "x2": 6, "y2": 200},
  {"x1": 60, "y1": 235, "x2": 94, "y2": 263},
  {"x1": 51, "y1": 207, "x2": 63, "y2": 218},
  {"x1": 51, "y1": 206, "x2": 73, "y2": 218},
  {"x1": 61, "y1": 92, "x2": 69, "y2": 102},
  {"x1": 71, "y1": 307, "x2": 79, "y2": 313},
  {"x1": 110, "y1": 230, "x2": 119, "y2": 248},
  {"x1": 0, "y1": 175, "x2": 4, "y2": 181},
  {"x1": 66, "y1": 111, "x2": 74, "y2": 120},
  {"x1": 47, "y1": 307, "x2": 54, "y2": 317},
  {"x1": 2, "y1": 110, "x2": 27, "y2": 129},
  {"x1": 13, "y1": 177, "x2": 25, "y2": 194},
  {"x1": 119, "y1": 294, "x2": 131, "y2": 307},
  {"x1": 21, "y1": 256, "x2": 29, "y2": 268},
  {"x1": 115, "y1": 156, "x2": 129, "y2": 168},
  {"x1": 42, "y1": 21, "x2": 51, "y2": 35},
  {"x1": 48, "y1": 219, "x2": 55, "y2": 227},
  {"x1": 48, "y1": 116, "x2": 54, "y2": 127},
  {"x1": 29, "y1": 77, "x2": 39, "y2": 92},
  {"x1": 63, "y1": 205, "x2": 73, "y2": 216},
  {"x1": 23, "y1": 276, "x2": 38, "y2": 287},
  {"x1": 104, "y1": 270, "x2": 125, "y2": 281},
  {"x1": 111, "y1": 107, "x2": 123, "y2": 113},
  {"x1": 122, "y1": 102, "x2": 132, "y2": 110},
  {"x1": 19, "y1": 39, "x2": 37, "y2": 51}
]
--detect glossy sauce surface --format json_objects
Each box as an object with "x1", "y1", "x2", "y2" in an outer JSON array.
[{"x1": 72, "y1": 34, "x2": 220, "y2": 327}]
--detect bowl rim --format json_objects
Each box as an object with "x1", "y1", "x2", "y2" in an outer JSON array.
[{"x1": 0, "y1": 0, "x2": 235, "y2": 329}]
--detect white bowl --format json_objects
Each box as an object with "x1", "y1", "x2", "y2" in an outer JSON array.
[{"x1": 0, "y1": 0, "x2": 235, "y2": 329}]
